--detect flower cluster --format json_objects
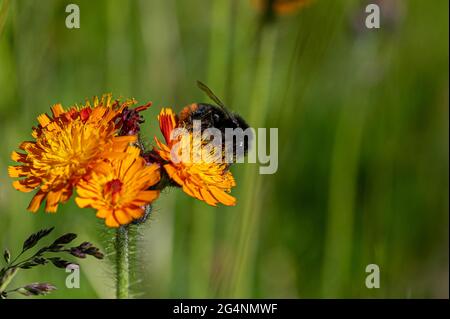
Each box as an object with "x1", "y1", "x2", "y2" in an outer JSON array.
[
  {"x1": 9, "y1": 95, "x2": 160, "y2": 227},
  {"x1": 9, "y1": 92, "x2": 242, "y2": 228}
]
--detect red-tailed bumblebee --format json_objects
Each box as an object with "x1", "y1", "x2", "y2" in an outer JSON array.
[{"x1": 178, "y1": 81, "x2": 252, "y2": 162}]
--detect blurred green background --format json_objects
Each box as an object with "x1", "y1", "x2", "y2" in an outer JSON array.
[{"x1": 0, "y1": 0, "x2": 448, "y2": 298}]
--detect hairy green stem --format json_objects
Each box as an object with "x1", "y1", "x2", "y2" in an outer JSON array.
[{"x1": 116, "y1": 226, "x2": 129, "y2": 299}]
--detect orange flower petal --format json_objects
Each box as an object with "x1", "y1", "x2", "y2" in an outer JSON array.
[
  {"x1": 45, "y1": 190, "x2": 63, "y2": 213},
  {"x1": 37, "y1": 114, "x2": 51, "y2": 127},
  {"x1": 27, "y1": 191, "x2": 47, "y2": 213},
  {"x1": 75, "y1": 197, "x2": 94, "y2": 208},
  {"x1": 158, "y1": 108, "x2": 177, "y2": 143},
  {"x1": 200, "y1": 188, "x2": 218, "y2": 206},
  {"x1": 209, "y1": 186, "x2": 236, "y2": 206},
  {"x1": 114, "y1": 209, "x2": 133, "y2": 225},
  {"x1": 134, "y1": 190, "x2": 160, "y2": 204},
  {"x1": 11, "y1": 151, "x2": 27, "y2": 163},
  {"x1": 51, "y1": 103, "x2": 65, "y2": 117},
  {"x1": 12, "y1": 179, "x2": 39, "y2": 192},
  {"x1": 164, "y1": 164, "x2": 184, "y2": 186},
  {"x1": 124, "y1": 206, "x2": 144, "y2": 219},
  {"x1": 96, "y1": 209, "x2": 109, "y2": 218},
  {"x1": 105, "y1": 214, "x2": 120, "y2": 228}
]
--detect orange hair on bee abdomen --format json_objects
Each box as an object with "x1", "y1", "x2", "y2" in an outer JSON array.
[{"x1": 178, "y1": 103, "x2": 199, "y2": 122}]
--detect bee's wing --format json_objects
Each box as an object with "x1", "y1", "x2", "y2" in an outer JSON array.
[
  {"x1": 197, "y1": 81, "x2": 237, "y2": 123},
  {"x1": 197, "y1": 81, "x2": 227, "y2": 109}
]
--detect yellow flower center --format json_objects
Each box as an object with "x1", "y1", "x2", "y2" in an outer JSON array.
[{"x1": 33, "y1": 118, "x2": 116, "y2": 190}]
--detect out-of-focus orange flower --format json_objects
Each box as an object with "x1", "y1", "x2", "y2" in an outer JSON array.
[
  {"x1": 252, "y1": 0, "x2": 311, "y2": 16},
  {"x1": 154, "y1": 108, "x2": 236, "y2": 207},
  {"x1": 8, "y1": 95, "x2": 137, "y2": 213},
  {"x1": 75, "y1": 146, "x2": 160, "y2": 228}
]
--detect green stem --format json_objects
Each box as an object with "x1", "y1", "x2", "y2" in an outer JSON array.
[
  {"x1": 115, "y1": 226, "x2": 129, "y2": 299},
  {"x1": 0, "y1": 267, "x2": 18, "y2": 294}
]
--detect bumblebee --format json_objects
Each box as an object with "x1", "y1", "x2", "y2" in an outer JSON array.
[{"x1": 178, "y1": 81, "x2": 252, "y2": 161}]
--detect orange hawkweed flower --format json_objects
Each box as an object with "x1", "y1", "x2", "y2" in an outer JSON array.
[
  {"x1": 154, "y1": 108, "x2": 236, "y2": 207},
  {"x1": 8, "y1": 95, "x2": 137, "y2": 213},
  {"x1": 75, "y1": 146, "x2": 160, "y2": 228}
]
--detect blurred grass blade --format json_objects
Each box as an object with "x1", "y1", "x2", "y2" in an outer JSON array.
[{"x1": 0, "y1": 0, "x2": 10, "y2": 38}]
